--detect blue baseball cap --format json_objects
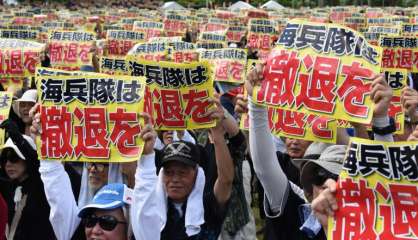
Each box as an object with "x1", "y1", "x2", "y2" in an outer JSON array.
[{"x1": 78, "y1": 183, "x2": 133, "y2": 218}]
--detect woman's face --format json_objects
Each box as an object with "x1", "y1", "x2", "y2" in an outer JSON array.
[
  {"x1": 19, "y1": 101, "x2": 35, "y2": 124},
  {"x1": 5, "y1": 158, "x2": 27, "y2": 182},
  {"x1": 85, "y1": 208, "x2": 127, "y2": 240}
]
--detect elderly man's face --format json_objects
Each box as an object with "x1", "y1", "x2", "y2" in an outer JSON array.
[
  {"x1": 163, "y1": 161, "x2": 197, "y2": 203},
  {"x1": 285, "y1": 138, "x2": 312, "y2": 158}
]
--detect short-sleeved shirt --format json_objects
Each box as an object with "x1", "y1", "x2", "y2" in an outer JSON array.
[
  {"x1": 160, "y1": 190, "x2": 228, "y2": 240},
  {"x1": 264, "y1": 183, "x2": 327, "y2": 240}
]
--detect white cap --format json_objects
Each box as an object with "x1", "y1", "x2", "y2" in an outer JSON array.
[
  {"x1": 2, "y1": 135, "x2": 36, "y2": 160},
  {"x1": 16, "y1": 90, "x2": 37, "y2": 103}
]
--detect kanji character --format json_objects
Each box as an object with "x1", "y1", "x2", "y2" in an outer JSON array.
[
  {"x1": 89, "y1": 78, "x2": 116, "y2": 104},
  {"x1": 257, "y1": 50, "x2": 300, "y2": 106},
  {"x1": 63, "y1": 42, "x2": 78, "y2": 63},
  {"x1": 129, "y1": 61, "x2": 145, "y2": 77},
  {"x1": 5, "y1": 50, "x2": 23, "y2": 75},
  {"x1": 295, "y1": 24, "x2": 326, "y2": 52},
  {"x1": 74, "y1": 107, "x2": 110, "y2": 158},
  {"x1": 215, "y1": 60, "x2": 229, "y2": 81},
  {"x1": 260, "y1": 34, "x2": 271, "y2": 50},
  {"x1": 379, "y1": 184, "x2": 418, "y2": 239},
  {"x1": 173, "y1": 52, "x2": 183, "y2": 63},
  {"x1": 183, "y1": 89, "x2": 211, "y2": 125},
  {"x1": 397, "y1": 49, "x2": 413, "y2": 70},
  {"x1": 382, "y1": 49, "x2": 396, "y2": 68},
  {"x1": 63, "y1": 78, "x2": 88, "y2": 103},
  {"x1": 388, "y1": 146, "x2": 418, "y2": 181},
  {"x1": 359, "y1": 144, "x2": 391, "y2": 178},
  {"x1": 41, "y1": 79, "x2": 63, "y2": 103},
  {"x1": 332, "y1": 178, "x2": 378, "y2": 240},
  {"x1": 153, "y1": 89, "x2": 184, "y2": 127},
  {"x1": 277, "y1": 23, "x2": 299, "y2": 48},
  {"x1": 49, "y1": 42, "x2": 63, "y2": 63},
  {"x1": 40, "y1": 106, "x2": 73, "y2": 158},
  {"x1": 337, "y1": 61, "x2": 372, "y2": 118},
  {"x1": 108, "y1": 40, "x2": 120, "y2": 55},
  {"x1": 247, "y1": 33, "x2": 258, "y2": 49},
  {"x1": 324, "y1": 27, "x2": 356, "y2": 55},
  {"x1": 109, "y1": 108, "x2": 141, "y2": 156},
  {"x1": 296, "y1": 56, "x2": 339, "y2": 113},
  {"x1": 343, "y1": 142, "x2": 359, "y2": 176}
]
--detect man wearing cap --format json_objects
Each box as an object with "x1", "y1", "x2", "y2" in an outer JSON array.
[{"x1": 131, "y1": 105, "x2": 236, "y2": 240}]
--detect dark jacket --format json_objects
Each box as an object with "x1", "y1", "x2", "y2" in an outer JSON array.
[{"x1": 0, "y1": 120, "x2": 56, "y2": 240}]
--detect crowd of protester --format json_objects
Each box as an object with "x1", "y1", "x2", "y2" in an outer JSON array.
[{"x1": 0, "y1": 1, "x2": 416, "y2": 240}]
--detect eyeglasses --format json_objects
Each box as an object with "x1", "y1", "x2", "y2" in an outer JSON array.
[
  {"x1": 312, "y1": 168, "x2": 339, "y2": 187},
  {"x1": 86, "y1": 163, "x2": 108, "y2": 172},
  {"x1": 83, "y1": 215, "x2": 126, "y2": 231}
]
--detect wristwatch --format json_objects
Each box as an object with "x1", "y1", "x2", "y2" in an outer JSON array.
[{"x1": 372, "y1": 117, "x2": 396, "y2": 135}]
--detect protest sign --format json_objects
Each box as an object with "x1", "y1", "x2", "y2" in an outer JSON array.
[
  {"x1": 48, "y1": 30, "x2": 96, "y2": 71},
  {"x1": 368, "y1": 26, "x2": 401, "y2": 35},
  {"x1": 168, "y1": 41, "x2": 197, "y2": 63},
  {"x1": 198, "y1": 31, "x2": 228, "y2": 49},
  {"x1": 0, "y1": 29, "x2": 39, "y2": 40},
  {"x1": 37, "y1": 73, "x2": 146, "y2": 162},
  {"x1": 329, "y1": 138, "x2": 418, "y2": 240},
  {"x1": 200, "y1": 48, "x2": 247, "y2": 83},
  {"x1": 127, "y1": 42, "x2": 168, "y2": 61},
  {"x1": 0, "y1": 48, "x2": 42, "y2": 78},
  {"x1": 402, "y1": 24, "x2": 418, "y2": 36},
  {"x1": 380, "y1": 36, "x2": 418, "y2": 73},
  {"x1": 100, "y1": 56, "x2": 129, "y2": 75},
  {"x1": 254, "y1": 19, "x2": 382, "y2": 124},
  {"x1": 106, "y1": 30, "x2": 146, "y2": 56},
  {"x1": 132, "y1": 21, "x2": 164, "y2": 40},
  {"x1": 226, "y1": 26, "x2": 246, "y2": 43},
  {"x1": 128, "y1": 59, "x2": 215, "y2": 130},
  {"x1": 0, "y1": 92, "x2": 13, "y2": 146},
  {"x1": 163, "y1": 13, "x2": 187, "y2": 37},
  {"x1": 247, "y1": 18, "x2": 278, "y2": 50},
  {"x1": 343, "y1": 17, "x2": 366, "y2": 31}
]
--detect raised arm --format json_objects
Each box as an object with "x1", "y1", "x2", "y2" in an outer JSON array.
[
  {"x1": 209, "y1": 95, "x2": 235, "y2": 206},
  {"x1": 236, "y1": 63, "x2": 289, "y2": 216},
  {"x1": 30, "y1": 104, "x2": 80, "y2": 240},
  {"x1": 130, "y1": 113, "x2": 159, "y2": 239}
]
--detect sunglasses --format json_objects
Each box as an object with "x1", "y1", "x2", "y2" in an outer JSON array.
[
  {"x1": 86, "y1": 163, "x2": 108, "y2": 172},
  {"x1": 83, "y1": 215, "x2": 126, "y2": 231},
  {"x1": 312, "y1": 168, "x2": 339, "y2": 187}
]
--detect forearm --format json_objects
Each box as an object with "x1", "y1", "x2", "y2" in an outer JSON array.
[
  {"x1": 221, "y1": 110, "x2": 240, "y2": 137},
  {"x1": 212, "y1": 132, "x2": 234, "y2": 206},
  {"x1": 248, "y1": 98, "x2": 289, "y2": 215},
  {"x1": 131, "y1": 152, "x2": 157, "y2": 237},
  {"x1": 39, "y1": 160, "x2": 80, "y2": 240}
]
